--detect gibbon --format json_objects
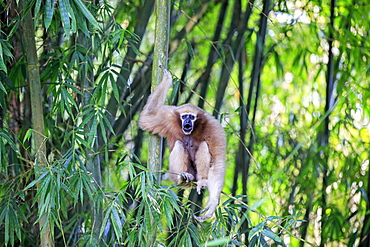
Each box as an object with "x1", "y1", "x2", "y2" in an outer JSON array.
[{"x1": 139, "y1": 66, "x2": 226, "y2": 222}]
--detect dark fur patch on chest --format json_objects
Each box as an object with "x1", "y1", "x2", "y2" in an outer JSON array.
[{"x1": 182, "y1": 135, "x2": 200, "y2": 162}]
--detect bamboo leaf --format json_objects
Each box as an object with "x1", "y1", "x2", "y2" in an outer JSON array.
[
  {"x1": 110, "y1": 67, "x2": 128, "y2": 86},
  {"x1": 109, "y1": 73, "x2": 119, "y2": 102},
  {"x1": 110, "y1": 207, "x2": 123, "y2": 240},
  {"x1": 186, "y1": 41, "x2": 194, "y2": 57},
  {"x1": 0, "y1": 70, "x2": 15, "y2": 92},
  {"x1": 24, "y1": 170, "x2": 49, "y2": 190},
  {"x1": 87, "y1": 115, "x2": 98, "y2": 146},
  {"x1": 63, "y1": 0, "x2": 77, "y2": 33},
  {"x1": 101, "y1": 112, "x2": 115, "y2": 136},
  {"x1": 100, "y1": 77, "x2": 108, "y2": 105},
  {"x1": 61, "y1": 87, "x2": 73, "y2": 116},
  {"x1": 0, "y1": 130, "x2": 18, "y2": 153},
  {"x1": 262, "y1": 229, "x2": 283, "y2": 243},
  {"x1": 22, "y1": 128, "x2": 33, "y2": 144},
  {"x1": 34, "y1": 0, "x2": 42, "y2": 21},
  {"x1": 203, "y1": 238, "x2": 229, "y2": 246},
  {"x1": 64, "y1": 81, "x2": 82, "y2": 94},
  {"x1": 99, "y1": 206, "x2": 112, "y2": 237},
  {"x1": 163, "y1": 199, "x2": 173, "y2": 228},
  {"x1": 1, "y1": 42, "x2": 12, "y2": 58},
  {"x1": 5, "y1": 210, "x2": 10, "y2": 244},
  {"x1": 248, "y1": 222, "x2": 264, "y2": 240},
  {"x1": 230, "y1": 239, "x2": 245, "y2": 246},
  {"x1": 126, "y1": 37, "x2": 140, "y2": 55},
  {"x1": 59, "y1": 0, "x2": 71, "y2": 35},
  {"x1": 44, "y1": 0, "x2": 55, "y2": 29},
  {"x1": 73, "y1": 0, "x2": 100, "y2": 30},
  {"x1": 7, "y1": 17, "x2": 20, "y2": 39},
  {"x1": 73, "y1": 6, "x2": 89, "y2": 36},
  {"x1": 0, "y1": 43, "x2": 7, "y2": 73},
  {"x1": 75, "y1": 134, "x2": 90, "y2": 148},
  {"x1": 76, "y1": 174, "x2": 83, "y2": 204}
]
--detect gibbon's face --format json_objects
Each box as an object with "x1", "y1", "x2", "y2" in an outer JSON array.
[{"x1": 180, "y1": 113, "x2": 197, "y2": 135}]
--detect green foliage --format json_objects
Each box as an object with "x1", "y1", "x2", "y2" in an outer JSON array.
[
  {"x1": 0, "y1": 0, "x2": 369, "y2": 246},
  {"x1": 0, "y1": 38, "x2": 13, "y2": 74},
  {"x1": 0, "y1": 196, "x2": 27, "y2": 246}
]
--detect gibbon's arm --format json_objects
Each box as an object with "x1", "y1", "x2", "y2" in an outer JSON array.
[{"x1": 139, "y1": 67, "x2": 177, "y2": 138}]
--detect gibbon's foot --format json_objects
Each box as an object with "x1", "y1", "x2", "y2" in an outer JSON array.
[
  {"x1": 193, "y1": 214, "x2": 212, "y2": 222},
  {"x1": 193, "y1": 207, "x2": 212, "y2": 222},
  {"x1": 180, "y1": 172, "x2": 194, "y2": 183},
  {"x1": 193, "y1": 200, "x2": 218, "y2": 222}
]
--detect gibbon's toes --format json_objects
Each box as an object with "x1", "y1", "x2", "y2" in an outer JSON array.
[
  {"x1": 196, "y1": 186, "x2": 201, "y2": 195},
  {"x1": 180, "y1": 172, "x2": 194, "y2": 183},
  {"x1": 193, "y1": 205, "x2": 212, "y2": 222},
  {"x1": 199, "y1": 205, "x2": 209, "y2": 215},
  {"x1": 196, "y1": 179, "x2": 208, "y2": 194}
]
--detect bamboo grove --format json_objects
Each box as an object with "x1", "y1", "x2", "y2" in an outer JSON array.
[{"x1": 0, "y1": 0, "x2": 369, "y2": 246}]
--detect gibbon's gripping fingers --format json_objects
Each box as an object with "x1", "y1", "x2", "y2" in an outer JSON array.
[
  {"x1": 181, "y1": 172, "x2": 195, "y2": 183},
  {"x1": 159, "y1": 65, "x2": 172, "y2": 82}
]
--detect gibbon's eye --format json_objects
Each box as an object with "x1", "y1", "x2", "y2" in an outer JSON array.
[
  {"x1": 189, "y1": 115, "x2": 195, "y2": 120},
  {"x1": 181, "y1": 114, "x2": 188, "y2": 120}
]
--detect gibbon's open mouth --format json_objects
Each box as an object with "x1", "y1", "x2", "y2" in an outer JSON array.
[{"x1": 183, "y1": 123, "x2": 193, "y2": 134}]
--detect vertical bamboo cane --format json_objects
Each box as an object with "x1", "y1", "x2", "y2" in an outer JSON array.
[
  {"x1": 19, "y1": 2, "x2": 53, "y2": 246},
  {"x1": 148, "y1": 0, "x2": 170, "y2": 183}
]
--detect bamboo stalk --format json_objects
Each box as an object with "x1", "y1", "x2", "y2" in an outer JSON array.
[
  {"x1": 212, "y1": 0, "x2": 255, "y2": 118},
  {"x1": 197, "y1": 0, "x2": 229, "y2": 109},
  {"x1": 320, "y1": 0, "x2": 336, "y2": 245},
  {"x1": 149, "y1": 0, "x2": 170, "y2": 183},
  {"x1": 19, "y1": 1, "x2": 53, "y2": 246}
]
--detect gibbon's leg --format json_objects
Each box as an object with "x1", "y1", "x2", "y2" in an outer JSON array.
[
  {"x1": 195, "y1": 141, "x2": 211, "y2": 194},
  {"x1": 194, "y1": 161, "x2": 225, "y2": 222},
  {"x1": 169, "y1": 140, "x2": 194, "y2": 184}
]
